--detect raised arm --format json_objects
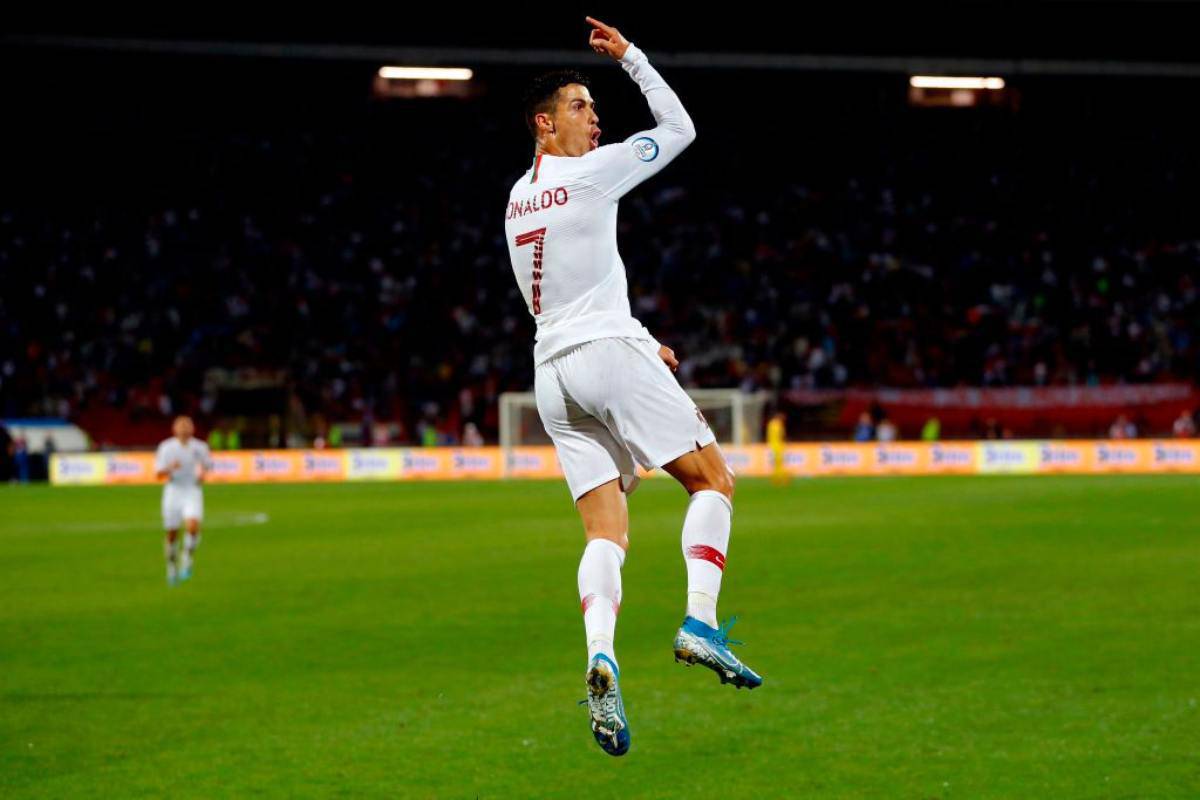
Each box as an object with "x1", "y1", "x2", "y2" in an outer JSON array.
[{"x1": 581, "y1": 17, "x2": 697, "y2": 199}]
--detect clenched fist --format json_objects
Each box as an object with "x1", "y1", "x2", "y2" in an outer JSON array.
[{"x1": 658, "y1": 345, "x2": 679, "y2": 372}]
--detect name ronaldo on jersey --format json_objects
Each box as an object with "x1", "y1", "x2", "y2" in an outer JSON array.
[{"x1": 506, "y1": 186, "x2": 570, "y2": 220}]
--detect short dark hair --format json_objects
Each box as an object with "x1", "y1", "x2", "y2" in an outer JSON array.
[{"x1": 523, "y1": 69, "x2": 590, "y2": 140}]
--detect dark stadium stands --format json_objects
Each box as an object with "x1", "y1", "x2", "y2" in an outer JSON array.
[{"x1": 2, "y1": 51, "x2": 1198, "y2": 445}]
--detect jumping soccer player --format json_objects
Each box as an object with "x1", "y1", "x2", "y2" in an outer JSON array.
[
  {"x1": 504, "y1": 17, "x2": 762, "y2": 757},
  {"x1": 154, "y1": 416, "x2": 212, "y2": 586}
]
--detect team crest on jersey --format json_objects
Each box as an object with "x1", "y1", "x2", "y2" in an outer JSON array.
[{"x1": 631, "y1": 136, "x2": 659, "y2": 162}]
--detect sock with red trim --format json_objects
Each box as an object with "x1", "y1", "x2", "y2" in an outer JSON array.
[
  {"x1": 577, "y1": 538, "x2": 625, "y2": 666},
  {"x1": 682, "y1": 490, "x2": 732, "y2": 628}
]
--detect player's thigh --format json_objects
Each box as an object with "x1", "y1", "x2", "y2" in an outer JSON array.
[
  {"x1": 535, "y1": 363, "x2": 637, "y2": 505},
  {"x1": 182, "y1": 488, "x2": 203, "y2": 523},
  {"x1": 162, "y1": 488, "x2": 183, "y2": 531},
  {"x1": 600, "y1": 339, "x2": 717, "y2": 470},
  {"x1": 575, "y1": 479, "x2": 629, "y2": 549}
]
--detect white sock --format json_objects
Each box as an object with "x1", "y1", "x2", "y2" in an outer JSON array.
[
  {"x1": 182, "y1": 532, "x2": 200, "y2": 570},
  {"x1": 682, "y1": 490, "x2": 732, "y2": 629},
  {"x1": 577, "y1": 538, "x2": 625, "y2": 667},
  {"x1": 164, "y1": 538, "x2": 179, "y2": 580}
]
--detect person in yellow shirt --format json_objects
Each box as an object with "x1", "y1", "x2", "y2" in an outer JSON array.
[{"x1": 767, "y1": 412, "x2": 789, "y2": 486}]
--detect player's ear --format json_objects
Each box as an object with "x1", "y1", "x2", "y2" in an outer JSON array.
[{"x1": 535, "y1": 111, "x2": 555, "y2": 136}]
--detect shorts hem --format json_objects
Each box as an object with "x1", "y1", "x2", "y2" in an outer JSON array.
[
  {"x1": 570, "y1": 470, "x2": 622, "y2": 503},
  {"x1": 648, "y1": 428, "x2": 718, "y2": 471}
]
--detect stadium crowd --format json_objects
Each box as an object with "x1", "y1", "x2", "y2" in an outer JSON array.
[{"x1": 3, "y1": 76, "x2": 1199, "y2": 446}]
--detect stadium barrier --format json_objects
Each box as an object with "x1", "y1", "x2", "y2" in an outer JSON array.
[
  {"x1": 786, "y1": 384, "x2": 1199, "y2": 437},
  {"x1": 49, "y1": 440, "x2": 1200, "y2": 486}
]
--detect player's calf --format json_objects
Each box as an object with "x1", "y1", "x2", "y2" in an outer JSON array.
[
  {"x1": 179, "y1": 524, "x2": 201, "y2": 582},
  {"x1": 163, "y1": 531, "x2": 180, "y2": 586}
]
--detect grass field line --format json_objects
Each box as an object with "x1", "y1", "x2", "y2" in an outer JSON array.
[
  {"x1": 2, "y1": 511, "x2": 271, "y2": 535},
  {"x1": 3, "y1": 477, "x2": 1198, "y2": 796}
]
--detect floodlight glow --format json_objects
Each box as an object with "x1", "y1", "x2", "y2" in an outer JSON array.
[
  {"x1": 378, "y1": 66, "x2": 474, "y2": 81},
  {"x1": 909, "y1": 76, "x2": 1005, "y2": 90}
]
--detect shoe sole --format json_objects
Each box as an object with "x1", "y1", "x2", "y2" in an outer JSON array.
[
  {"x1": 585, "y1": 665, "x2": 630, "y2": 756},
  {"x1": 586, "y1": 666, "x2": 612, "y2": 697},
  {"x1": 674, "y1": 645, "x2": 761, "y2": 690}
]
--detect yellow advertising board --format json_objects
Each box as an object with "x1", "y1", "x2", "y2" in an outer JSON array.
[{"x1": 50, "y1": 440, "x2": 1200, "y2": 486}]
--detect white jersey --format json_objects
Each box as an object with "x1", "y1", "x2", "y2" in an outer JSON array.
[
  {"x1": 504, "y1": 43, "x2": 696, "y2": 365},
  {"x1": 155, "y1": 437, "x2": 212, "y2": 489}
]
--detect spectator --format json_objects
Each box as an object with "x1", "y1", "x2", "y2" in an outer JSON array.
[
  {"x1": 1109, "y1": 414, "x2": 1137, "y2": 439},
  {"x1": 462, "y1": 422, "x2": 485, "y2": 447},
  {"x1": 419, "y1": 423, "x2": 439, "y2": 448},
  {"x1": 1172, "y1": 409, "x2": 1197, "y2": 438},
  {"x1": 852, "y1": 412, "x2": 874, "y2": 442},
  {"x1": 0, "y1": 425, "x2": 12, "y2": 481},
  {"x1": 13, "y1": 437, "x2": 30, "y2": 483}
]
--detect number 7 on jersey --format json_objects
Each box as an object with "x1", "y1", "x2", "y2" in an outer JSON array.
[{"x1": 515, "y1": 227, "x2": 548, "y2": 314}]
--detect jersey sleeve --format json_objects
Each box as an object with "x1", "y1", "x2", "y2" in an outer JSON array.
[
  {"x1": 579, "y1": 42, "x2": 696, "y2": 199},
  {"x1": 154, "y1": 442, "x2": 170, "y2": 472}
]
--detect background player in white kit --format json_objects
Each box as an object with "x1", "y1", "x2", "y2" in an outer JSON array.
[
  {"x1": 155, "y1": 416, "x2": 212, "y2": 586},
  {"x1": 505, "y1": 18, "x2": 762, "y2": 757}
]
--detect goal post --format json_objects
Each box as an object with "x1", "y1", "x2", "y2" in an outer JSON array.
[{"x1": 499, "y1": 388, "x2": 768, "y2": 450}]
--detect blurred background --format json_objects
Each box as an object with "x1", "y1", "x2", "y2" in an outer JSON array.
[
  {"x1": 2, "y1": 4, "x2": 1199, "y2": 478},
  {"x1": 5, "y1": 9, "x2": 1200, "y2": 798}
]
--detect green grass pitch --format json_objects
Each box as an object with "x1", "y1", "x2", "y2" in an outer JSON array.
[{"x1": 2, "y1": 475, "x2": 1198, "y2": 798}]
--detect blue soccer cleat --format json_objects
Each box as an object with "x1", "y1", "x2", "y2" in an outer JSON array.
[
  {"x1": 673, "y1": 616, "x2": 763, "y2": 689},
  {"x1": 583, "y1": 654, "x2": 631, "y2": 756},
  {"x1": 178, "y1": 565, "x2": 193, "y2": 582}
]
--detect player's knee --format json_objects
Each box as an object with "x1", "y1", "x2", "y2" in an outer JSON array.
[
  {"x1": 687, "y1": 470, "x2": 733, "y2": 500},
  {"x1": 585, "y1": 530, "x2": 628, "y2": 552},
  {"x1": 711, "y1": 470, "x2": 735, "y2": 500}
]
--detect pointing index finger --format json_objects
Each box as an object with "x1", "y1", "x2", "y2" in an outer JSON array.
[{"x1": 585, "y1": 16, "x2": 614, "y2": 34}]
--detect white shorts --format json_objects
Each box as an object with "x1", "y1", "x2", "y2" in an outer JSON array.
[
  {"x1": 162, "y1": 485, "x2": 204, "y2": 530},
  {"x1": 535, "y1": 337, "x2": 717, "y2": 502}
]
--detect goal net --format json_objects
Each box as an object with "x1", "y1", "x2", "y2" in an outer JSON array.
[{"x1": 499, "y1": 389, "x2": 768, "y2": 449}]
